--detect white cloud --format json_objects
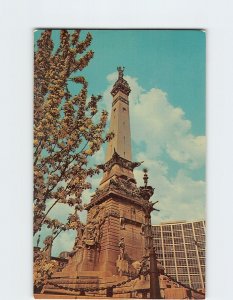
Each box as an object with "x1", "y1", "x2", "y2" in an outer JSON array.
[
  {"x1": 131, "y1": 85, "x2": 205, "y2": 169},
  {"x1": 134, "y1": 153, "x2": 205, "y2": 224},
  {"x1": 52, "y1": 230, "x2": 76, "y2": 257}
]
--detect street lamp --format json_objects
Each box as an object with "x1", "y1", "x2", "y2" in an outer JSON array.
[{"x1": 140, "y1": 168, "x2": 161, "y2": 299}]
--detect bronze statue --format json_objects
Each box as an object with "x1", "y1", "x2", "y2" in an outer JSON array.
[{"x1": 117, "y1": 66, "x2": 125, "y2": 79}]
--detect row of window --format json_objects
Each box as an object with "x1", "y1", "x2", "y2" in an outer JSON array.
[
  {"x1": 155, "y1": 238, "x2": 205, "y2": 245},
  {"x1": 154, "y1": 232, "x2": 205, "y2": 242},
  {"x1": 162, "y1": 258, "x2": 204, "y2": 266},
  {"x1": 155, "y1": 249, "x2": 205, "y2": 260},
  {"x1": 177, "y1": 275, "x2": 189, "y2": 282},
  {"x1": 158, "y1": 243, "x2": 199, "y2": 250},
  {"x1": 153, "y1": 232, "x2": 205, "y2": 241},
  {"x1": 165, "y1": 273, "x2": 204, "y2": 283},
  {"x1": 153, "y1": 221, "x2": 204, "y2": 232},
  {"x1": 157, "y1": 252, "x2": 204, "y2": 260}
]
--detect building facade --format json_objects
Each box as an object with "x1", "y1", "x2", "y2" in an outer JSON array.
[{"x1": 152, "y1": 220, "x2": 205, "y2": 290}]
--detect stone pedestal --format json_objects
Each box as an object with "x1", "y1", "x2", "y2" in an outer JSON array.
[{"x1": 43, "y1": 188, "x2": 149, "y2": 296}]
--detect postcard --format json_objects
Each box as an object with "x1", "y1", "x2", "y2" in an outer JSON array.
[{"x1": 33, "y1": 29, "x2": 205, "y2": 299}]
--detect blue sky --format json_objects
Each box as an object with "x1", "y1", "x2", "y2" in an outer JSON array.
[
  {"x1": 34, "y1": 30, "x2": 205, "y2": 256},
  {"x1": 81, "y1": 30, "x2": 205, "y2": 134}
]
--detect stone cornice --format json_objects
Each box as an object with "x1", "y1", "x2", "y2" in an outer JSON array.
[
  {"x1": 97, "y1": 150, "x2": 143, "y2": 173},
  {"x1": 86, "y1": 188, "x2": 146, "y2": 211},
  {"x1": 112, "y1": 95, "x2": 129, "y2": 107}
]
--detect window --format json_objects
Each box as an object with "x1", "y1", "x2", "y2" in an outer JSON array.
[
  {"x1": 194, "y1": 228, "x2": 204, "y2": 235},
  {"x1": 183, "y1": 229, "x2": 193, "y2": 237},
  {"x1": 198, "y1": 250, "x2": 205, "y2": 257},
  {"x1": 153, "y1": 226, "x2": 161, "y2": 233},
  {"x1": 184, "y1": 236, "x2": 194, "y2": 244},
  {"x1": 175, "y1": 251, "x2": 186, "y2": 258},
  {"x1": 164, "y1": 252, "x2": 174, "y2": 259},
  {"x1": 189, "y1": 266, "x2": 200, "y2": 274},
  {"x1": 201, "y1": 266, "x2": 205, "y2": 274},
  {"x1": 186, "y1": 244, "x2": 195, "y2": 251},
  {"x1": 199, "y1": 258, "x2": 205, "y2": 266},
  {"x1": 174, "y1": 244, "x2": 184, "y2": 251},
  {"x1": 172, "y1": 224, "x2": 182, "y2": 231},
  {"x1": 164, "y1": 245, "x2": 174, "y2": 251},
  {"x1": 193, "y1": 222, "x2": 203, "y2": 229},
  {"x1": 157, "y1": 253, "x2": 163, "y2": 259},
  {"x1": 155, "y1": 246, "x2": 163, "y2": 252},
  {"x1": 179, "y1": 275, "x2": 189, "y2": 282},
  {"x1": 187, "y1": 258, "x2": 198, "y2": 266},
  {"x1": 195, "y1": 235, "x2": 205, "y2": 243},
  {"x1": 187, "y1": 251, "x2": 197, "y2": 258},
  {"x1": 163, "y1": 238, "x2": 173, "y2": 244},
  {"x1": 183, "y1": 223, "x2": 192, "y2": 230},
  {"x1": 178, "y1": 275, "x2": 189, "y2": 283},
  {"x1": 173, "y1": 230, "x2": 182, "y2": 237},
  {"x1": 166, "y1": 267, "x2": 176, "y2": 274},
  {"x1": 176, "y1": 259, "x2": 187, "y2": 266},
  {"x1": 164, "y1": 259, "x2": 175, "y2": 266},
  {"x1": 202, "y1": 274, "x2": 205, "y2": 283},
  {"x1": 162, "y1": 225, "x2": 171, "y2": 232},
  {"x1": 190, "y1": 275, "x2": 201, "y2": 282},
  {"x1": 163, "y1": 231, "x2": 172, "y2": 237},
  {"x1": 177, "y1": 267, "x2": 188, "y2": 274},
  {"x1": 153, "y1": 232, "x2": 161, "y2": 238},
  {"x1": 173, "y1": 237, "x2": 183, "y2": 244}
]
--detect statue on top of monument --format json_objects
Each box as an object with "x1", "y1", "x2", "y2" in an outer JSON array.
[{"x1": 117, "y1": 66, "x2": 125, "y2": 79}]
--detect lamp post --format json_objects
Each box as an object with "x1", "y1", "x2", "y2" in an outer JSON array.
[{"x1": 140, "y1": 168, "x2": 161, "y2": 299}]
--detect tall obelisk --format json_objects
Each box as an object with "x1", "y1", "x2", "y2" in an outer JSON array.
[
  {"x1": 99, "y1": 67, "x2": 136, "y2": 189},
  {"x1": 105, "y1": 66, "x2": 132, "y2": 161}
]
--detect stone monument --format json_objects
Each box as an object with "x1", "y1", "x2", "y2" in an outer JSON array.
[{"x1": 43, "y1": 67, "x2": 157, "y2": 298}]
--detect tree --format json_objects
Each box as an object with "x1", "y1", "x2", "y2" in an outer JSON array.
[
  {"x1": 33, "y1": 29, "x2": 113, "y2": 290},
  {"x1": 34, "y1": 29, "x2": 112, "y2": 239},
  {"x1": 34, "y1": 252, "x2": 59, "y2": 293}
]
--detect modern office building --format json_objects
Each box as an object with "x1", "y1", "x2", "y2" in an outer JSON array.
[{"x1": 152, "y1": 220, "x2": 205, "y2": 290}]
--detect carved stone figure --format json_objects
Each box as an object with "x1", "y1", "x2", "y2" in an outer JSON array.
[
  {"x1": 81, "y1": 205, "x2": 106, "y2": 249},
  {"x1": 72, "y1": 223, "x2": 85, "y2": 252},
  {"x1": 141, "y1": 223, "x2": 145, "y2": 235},
  {"x1": 120, "y1": 216, "x2": 125, "y2": 229},
  {"x1": 118, "y1": 237, "x2": 125, "y2": 260}
]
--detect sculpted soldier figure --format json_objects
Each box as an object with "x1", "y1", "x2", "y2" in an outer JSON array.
[{"x1": 118, "y1": 237, "x2": 125, "y2": 260}]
